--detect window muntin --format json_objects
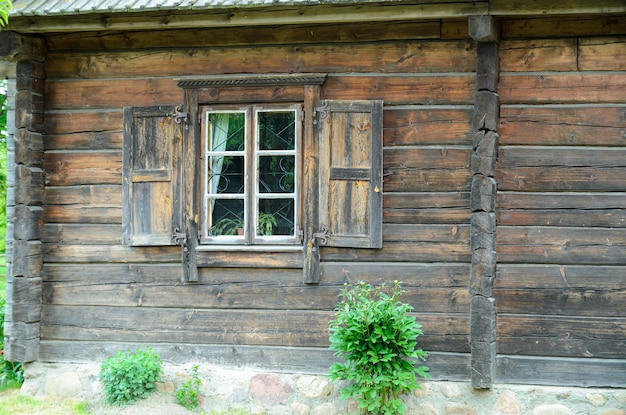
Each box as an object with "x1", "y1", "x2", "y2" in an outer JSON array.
[{"x1": 201, "y1": 104, "x2": 301, "y2": 245}]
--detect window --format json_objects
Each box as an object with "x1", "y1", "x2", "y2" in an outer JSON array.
[
  {"x1": 122, "y1": 73, "x2": 383, "y2": 283},
  {"x1": 201, "y1": 105, "x2": 302, "y2": 245}
]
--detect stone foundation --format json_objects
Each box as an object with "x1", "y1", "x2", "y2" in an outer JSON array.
[{"x1": 21, "y1": 362, "x2": 626, "y2": 414}]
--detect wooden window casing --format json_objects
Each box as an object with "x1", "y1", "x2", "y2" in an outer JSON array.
[{"x1": 122, "y1": 75, "x2": 383, "y2": 283}]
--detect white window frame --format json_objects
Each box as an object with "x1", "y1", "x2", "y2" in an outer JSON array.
[{"x1": 200, "y1": 103, "x2": 302, "y2": 246}]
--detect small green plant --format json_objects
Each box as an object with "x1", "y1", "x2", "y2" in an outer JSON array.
[
  {"x1": 0, "y1": 0, "x2": 12, "y2": 27},
  {"x1": 175, "y1": 364, "x2": 202, "y2": 410},
  {"x1": 99, "y1": 347, "x2": 162, "y2": 406},
  {"x1": 328, "y1": 281, "x2": 430, "y2": 415},
  {"x1": 0, "y1": 297, "x2": 24, "y2": 391}
]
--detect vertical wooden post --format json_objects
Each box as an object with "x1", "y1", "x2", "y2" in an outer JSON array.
[
  {"x1": 302, "y1": 85, "x2": 321, "y2": 283},
  {"x1": 181, "y1": 89, "x2": 199, "y2": 283},
  {"x1": 468, "y1": 15, "x2": 500, "y2": 389},
  {"x1": 0, "y1": 32, "x2": 47, "y2": 363}
]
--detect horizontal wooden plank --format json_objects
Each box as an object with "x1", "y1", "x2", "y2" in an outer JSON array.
[
  {"x1": 45, "y1": 110, "x2": 123, "y2": 150},
  {"x1": 45, "y1": 78, "x2": 181, "y2": 109},
  {"x1": 497, "y1": 315, "x2": 626, "y2": 359},
  {"x1": 499, "y1": 73, "x2": 626, "y2": 104},
  {"x1": 42, "y1": 306, "x2": 333, "y2": 347},
  {"x1": 501, "y1": 15, "x2": 626, "y2": 39},
  {"x1": 45, "y1": 21, "x2": 442, "y2": 51},
  {"x1": 491, "y1": 0, "x2": 626, "y2": 15},
  {"x1": 38, "y1": 341, "x2": 470, "y2": 380},
  {"x1": 196, "y1": 250, "x2": 303, "y2": 269},
  {"x1": 322, "y1": 75, "x2": 475, "y2": 105},
  {"x1": 383, "y1": 223, "x2": 469, "y2": 243},
  {"x1": 496, "y1": 147, "x2": 626, "y2": 192},
  {"x1": 384, "y1": 107, "x2": 473, "y2": 146},
  {"x1": 383, "y1": 147, "x2": 472, "y2": 192},
  {"x1": 384, "y1": 192, "x2": 470, "y2": 209},
  {"x1": 43, "y1": 224, "x2": 121, "y2": 244},
  {"x1": 45, "y1": 41, "x2": 475, "y2": 79},
  {"x1": 494, "y1": 289, "x2": 626, "y2": 317},
  {"x1": 44, "y1": 244, "x2": 180, "y2": 263},
  {"x1": 321, "y1": 262, "x2": 470, "y2": 288},
  {"x1": 578, "y1": 36, "x2": 626, "y2": 71},
  {"x1": 496, "y1": 264, "x2": 626, "y2": 290},
  {"x1": 499, "y1": 39, "x2": 577, "y2": 72},
  {"x1": 321, "y1": 241, "x2": 470, "y2": 263},
  {"x1": 43, "y1": 281, "x2": 469, "y2": 313},
  {"x1": 496, "y1": 226, "x2": 626, "y2": 265},
  {"x1": 44, "y1": 185, "x2": 121, "y2": 224},
  {"x1": 497, "y1": 355, "x2": 626, "y2": 387},
  {"x1": 197, "y1": 85, "x2": 305, "y2": 104},
  {"x1": 499, "y1": 105, "x2": 626, "y2": 146},
  {"x1": 10, "y1": 2, "x2": 488, "y2": 34},
  {"x1": 43, "y1": 263, "x2": 181, "y2": 284},
  {"x1": 44, "y1": 151, "x2": 122, "y2": 186},
  {"x1": 497, "y1": 191, "x2": 626, "y2": 227}
]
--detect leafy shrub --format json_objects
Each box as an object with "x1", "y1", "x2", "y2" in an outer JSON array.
[
  {"x1": 175, "y1": 364, "x2": 202, "y2": 410},
  {"x1": 0, "y1": 297, "x2": 24, "y2": 390},
  {"x1": 328, "y1": 281, "x2": 430, "y2": 415},
  {"x1": 99, "y1": 347, "x2": 162, "y2": 406}
]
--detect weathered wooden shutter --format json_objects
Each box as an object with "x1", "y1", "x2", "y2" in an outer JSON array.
[
  {"x1": 305, "y1": 99, "x2": 383, "y2": 283},
  {"x1": 122, "y1": 106, "x2": 182, "y2": 246}
]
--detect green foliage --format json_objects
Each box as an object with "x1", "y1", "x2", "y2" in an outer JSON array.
[
  {"x1": 0, "y1": 0, "x2": 11, "y2": 27},
  {"x1": 328, "y1": 281, "x2": 430, "y2": 415},
  {"x1": 175, "y1": 364, "x2": 202, "y2": 410},
  {"x1": 0, "y1": 297, "x2": 24, "y2": 390},
  {"x1": 99, "y1": 347, "x2": 162, "y2": 406}
]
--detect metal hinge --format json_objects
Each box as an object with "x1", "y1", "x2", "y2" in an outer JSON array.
[
  {"x1": 313, "y1": 101, "x2": 329, "y2": 125},
  {"x1": 172, "y1": 228, "x2": 187, "y2": 245},
  {"x1": 311, "y1": 227, "x2": 330, "y2": 252},
  {"x1": 173, "y1": 106, "x2": 189, "y2": 124}
]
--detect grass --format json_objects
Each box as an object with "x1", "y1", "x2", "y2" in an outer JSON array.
[{"x1": 0, "y1": 390, "x2": 90, "y2": 415}]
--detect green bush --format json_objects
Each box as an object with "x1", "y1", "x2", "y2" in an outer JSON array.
[
  {"x1": 328, "y1": 281, "x2": 430, "y2": 415},
  {"x1": 175, "y1": 364, "x2": 202, "y2": 410},
  {"x1": 99, "y1": 347, "x2": 162, "y2": 406}
]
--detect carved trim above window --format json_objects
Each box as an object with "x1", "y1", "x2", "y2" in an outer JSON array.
[{"x1": 176, "y1": 73, "x2": 327, "y2": 88}]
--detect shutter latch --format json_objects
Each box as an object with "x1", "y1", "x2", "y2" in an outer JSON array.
[
  {"x1": 313, "y1": 101, "x2": 329, "y2": 125},
  {"x1": 172, "y1": 228, "x2": 187, "y2": 245},
  {"x1": 311, "y1": 227, "x2": 330, "y2": 252}
]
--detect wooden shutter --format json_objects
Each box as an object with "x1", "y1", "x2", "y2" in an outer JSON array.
[
  {"x1": 318, "y1": 99, "x2": 383, "y2": 248},
  {"x1": 122, "y1": 106, "x2": 182, "y2": 246}
]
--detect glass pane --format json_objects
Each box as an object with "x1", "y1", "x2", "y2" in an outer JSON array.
[
  {"x1": 258, "y1": 111, "x2": 296, "y2": 150},
  {"x1": 258, "y1": 198, "x2": 295, "y2": 236},
  {"x1": 208, "y1": 156, "x2": 244, "y2": 194},
  {"x1": 209, "y1": 199, "x2": 245, "y2": 236},
  {"x1": 258, "y1": 155, "x2": 295, "y2": 193},
  {"x1": 208, "y1": 112, "x2": 245, "y2": 152}
]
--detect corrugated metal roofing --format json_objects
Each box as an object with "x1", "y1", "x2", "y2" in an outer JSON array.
[{"x1": 10, "y1": 0, "x2": 397, "y2": 16}]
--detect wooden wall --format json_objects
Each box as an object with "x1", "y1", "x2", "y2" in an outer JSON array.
[
  {"x1": 38, "y1": 20, "x2": 474, "y2": 377},
  {"x1": 495, "y1": 17, "x2": 626, "y2": 384},
  {"x1": 27, "y1": 15, "x2": 626, "y2": 385}
]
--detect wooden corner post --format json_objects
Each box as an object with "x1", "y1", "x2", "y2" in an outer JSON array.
[
  {"x1": 0, "y1": 32, "x2": 47, "y2": 363},
  {"x1": 468, "y1": 15, "x2": 500, "y2": 389}
]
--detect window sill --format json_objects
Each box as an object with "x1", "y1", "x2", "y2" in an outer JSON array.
[{"x1": 196, "y1": 245, "x2": 303, "y2": 253}]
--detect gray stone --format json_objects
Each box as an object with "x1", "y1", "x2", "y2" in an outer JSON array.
[
  {"x1": 613, "y1": 390, "x2": 626, "y2": 404},
  {"x1": 445, "y1": 403, "x2": 476, "y2": 415},
  {"x1": 311, "y1": 402, "x2": 338, "y2": 415},
  {"x1": 249, "y1": 373, "x2": 293, "y2": 405},
  {"x1": 296, "y1": 376, "x2": 332, "y2": 398},
  {"x1": 586, "y1": 392, "x2": 607, "y2": 407},
  {"x1": 44, "y1": 371, "x2": 82, "y2": 398},
  {"x1": 493, "y1": 389, "x2": 521, "y2": 415},
  {"x1": 290, "y1": 402, "x2": 311, "y2": 415},
  {"x1": 232, "y1": 386, "x2": 248, "y2": 403},
  {"x1": 413, "y1": 403, "x2": 440, "y2": 415},
  {"x1": 440, "y1": 382, "x2": 462, "y2": 399},
  {"x1": 414, "y1": 382, "x2": 434, "y2": 398},
  {"x1": 155, "y1": 381, "x2": 175, "y2": 393},
  {"x1": 532, "y1": 404, "x2": 574, "y2": 415}
]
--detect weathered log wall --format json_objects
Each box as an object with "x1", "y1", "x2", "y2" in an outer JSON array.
[
  {"x1": 38, "y1": 20, "x2": 475, "y2": 378},
  {"x1": 15, "y1": 15, "x2": 625, "y2": 386},
  {"x1": 494, "y1": 17, "x2": 626, "y2": 384}
]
